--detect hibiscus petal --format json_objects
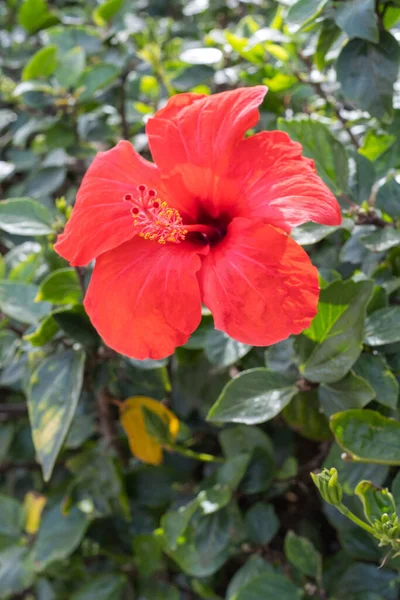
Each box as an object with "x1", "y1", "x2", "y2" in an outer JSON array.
[
  {"x1": 146, "y1": 86, "x2": 268, "y2": 220},
  {"x1": 84, "y1": 238, "x2": 206, "y2": 359},
  {"x1": 54, "y1": 141, "x2": 161, "y2": 266},
  {"x1": 228, "y1": 131, "x2": 341, "y2": 231},
  {"x1": 199, "y1": 218, "x2": 319, "y2": 346}
]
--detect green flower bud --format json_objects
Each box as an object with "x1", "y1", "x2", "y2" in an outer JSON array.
[{"x1": 311, "y1": 468, "x2": 343, "y2": 507}]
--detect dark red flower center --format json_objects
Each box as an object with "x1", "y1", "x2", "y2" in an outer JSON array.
[{"x1": 124, "y1": 185, "x2": 228, "y2": 247}]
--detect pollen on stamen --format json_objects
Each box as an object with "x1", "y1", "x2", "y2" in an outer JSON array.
[{"x1": 123, "y1": 185, "x2": 186, "y2": 245}]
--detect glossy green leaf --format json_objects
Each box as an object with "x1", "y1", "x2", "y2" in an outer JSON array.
[
  {"x1": 353, "y1": 354, "x2": 399, "y2": 409},
  {"x1": 22, "y1": 45, "x2": 58, "y2": 81},
  {"x1": 18, "y1": 0, "x2": 58, "y2": 33},
  {"x1": 360, "y1": 228, "x2": 400, "y2": 252},
  {"x1": 55, "y1": 47, "x2": 86, "y2": 88},
  {"x1": 245, "y1": 503, "x2": 279, "y2": 545},
  {"x1": 0, "y1": 546, "x2": 35, "y2": 597},
  {"x1": 318, "y1": 371, "x2": 375, "y2": 417},
  {"x1": 331, "y1": 409, "x2": 400, "y2": 464},
  {"x1": 208, "y1": 368, "x2": 297, "y2": 424},
  {"x1": 28, "y1": 348, "x2": 86, "y2": 481},
  {"x1": 301, "y1": 280, "x2": 373, "y2": 383},
  {"x1": 226, "y1": 556, "x2": 274, "y2": 600},
  {"x1": 0, "y1": 495, "x2": 24, "y2": 545},
  {"x1": 36, "y1": 268, "x2": 82, "y2": 305},
  {"x1": 376, "y1": 178, "x2": 400, "y2": 218},
  {"x1": 24, "y1": 313, "x2": 59, "y2": 347},
  {"x1": 71, "y1": 574, "x2": 127, "y2": 600},
  {"x1": 205, "y1": 329, "x2": 251, "y2": 368},
  {"x1": 0, "y1": 281, "x2": 51, "y2": 324},
  {"x1": 359, "y1": 131, "x2": 396, "y2": 162},
  {"x1": 334, "y1": 0, "x2": 379, "y2": 43},
  {"x1": 365, "y1": 307, "x2": 400, "y2": 346},
  {"x1": 32, "y1": 502, "x2": 88, "y2": 569},
  {"x1": 92, "y1": 0, "x2": 123, "y2": 26},
  {"x1": 0, "y1": 198, "x2": 53, "y2": 235},
  {"x1": 235, "y1": 573, "x2": 302, "y2": 600},
  {"x1": 284, "y1": 531, "x2": 322, "y2": 580},
  {"x1": 337, "y1": 32, "x2": 400, "y2": 119},
  {"x1": 286, "y1": 0, "x2": 328, "y2": 27},
  {"x1": 219, "y1": 425, "x2": 275, "y2": 494},
  {"x1": 283, "y1": 390, "x2": 331, "y2": 441}
]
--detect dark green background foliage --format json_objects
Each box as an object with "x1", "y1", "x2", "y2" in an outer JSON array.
[{"x1": 0, "y1": 0, "x2": 400, "y2": 598}]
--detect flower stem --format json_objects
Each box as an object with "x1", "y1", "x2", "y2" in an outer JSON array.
[
  {"x1": 337, "y1": 504, "x2": 377, "y2": 537},
  {"x1": 165, "y1": 444, "x2": 225, "y2": 463}
]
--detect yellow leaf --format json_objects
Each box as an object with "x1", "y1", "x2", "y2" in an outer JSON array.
[
  {"x1": 119, "y1": 396, "x2": 179, "y2": 466},
  {"x1": 24, "y1": 492, "x2": 47, "y2": 534}
]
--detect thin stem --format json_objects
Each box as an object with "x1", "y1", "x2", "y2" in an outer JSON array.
[
  {"x1": 165, "y1": 444, "x2": 225, "y2": 463},
  {"x1": 338, "y1": 504, "x2": 376, "y2": 536}
]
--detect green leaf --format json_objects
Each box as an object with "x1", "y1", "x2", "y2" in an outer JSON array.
[
  {"x1": 0, "y1": 495, "x2": 24, "y2": 545},
  {"x1": 18, "y1": 0, "x2": 59, "y2": 33},
  {"x1": 0, "y1": 546, "x2": 35, "y2": 597},
  {"x1": 365, "y1": 307, "x2": 400, "y2": 346},
  {"x1": 22, "y1": 45, "x2": 58, "y2": 81},
  {"x1": 245, "y1": 503, "x2": 279, "y2": 545},
  {"x1": 278, "y1": 118, "x2": 349, "y2": 194},
  {"x1": 92, "y1": 0, "x2": 123, "y2": 26},
  {"x1": 207, "y1": 368, "x2": 297, "y2": 424},
  {"x1": 0, "y1": 198, "x2": 53, "y2": 235},
  {"x1": 71, "y1": 574, "x2": 127, "y2": 600},
  {"x1": 330, "y1": 409, "x2": 400, "y2": 464},
  {"x1": 227, "y1": 556, "x2": 274, "y2": 600},
  {"x1": 219, "y1": 425, "x2": 275, "y2": 494},
  {"x1": 376, "y1": 178, "x2": 400, "y2": 218},
  {"x1": 55, "y1": 47, "x2": 86, "y2": 88},
  {"x1": 360, "y1": 228, "x2": 400, "y2": 252},
  {"x1": 28, "y1": 348, "x2": 86, "y2": 481},
  {"x1": 36, "y1": 268, "x2": 82, "y2": 305},
  {"x1": 204, "y1": 329, "x2": 251, "y2": 368},
  {"x1": 235, "y1": 573, "x2": 302, "y2": 600},
  {"x1": 318, "y1": 371, "x2": 375, "y2": 417},
  {"x1": 0, "y1": 281, "x2": 51, "y2": 324},
  {"x1": 24, "y1": 313, "x2": 59, "y2": 347},
  {"x1": 301, "y1": 280, "x2": 374, "y2": 383},
  {"x1": 334, "y1": 0, "x2": 379, "y2": 43},
  {"x1": 217, "y1": 454, "x2": 251, "y2": 490},
  {"x1": 286, "y1": 0, "x2": 328, "y2": 27},
  {"x1": 315, "y1": 19, "x2": 342, "y2": 70},
  {"x1": 291, "y1": 222, "x2": 343, "y2": 246},
  {"x1": 355, "y1": 481, "x2": 396, "y2": 525},
  {"x1": 337, "y1": 32, "x2": 400, "y2": 119},
  {"x1": 53, "y1": 304, "x2": 99, "y2": 346},
  {"x1": 283, "y1": 390, "x2": 331, "y2": 441},
  {"x1": 359, "y1": 131, "x2": 396, "y2": 162},
  {"x1": 32, "y1": 502, "x2": 88, "y2": 569},
  {"x1": 284, "y1": 531, "x2": 322, "y2": 580},
  {"x1": 172, "y1": 65, "x2": 215, "y2": 92},
  {"x1": 138, "y1": 581, "x2": 179, "y2": 600},
  {"x1": 353, "y1": 354, "x2": 399, "y2": 409},
  {"x1": 350, "y1": 154, "x2": 376, "y2": 204},
  {"x1": 78, "y1": 64, "x2": 120, "y2": 101}
]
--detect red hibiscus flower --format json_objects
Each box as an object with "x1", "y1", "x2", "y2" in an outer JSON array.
[{"x1": 55, "y1": 86, "x2": 341, "y2": 360}]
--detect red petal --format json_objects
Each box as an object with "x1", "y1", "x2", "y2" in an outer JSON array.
[
  {"x1": 54, "y1": 141, "x2": 161, "y2": 266},
  {"x1": 146, "y1": 86, "x2": 267, "y2": 220},
  {"x1": 199, "y1": 218, "x2": 319, "y2": 346},
  {"x1": 228, "y1": 131, "x2": 341, "y2": 231},
  {"x1": 84, "y1": 238, "x2": 205, "y2": 359}
]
